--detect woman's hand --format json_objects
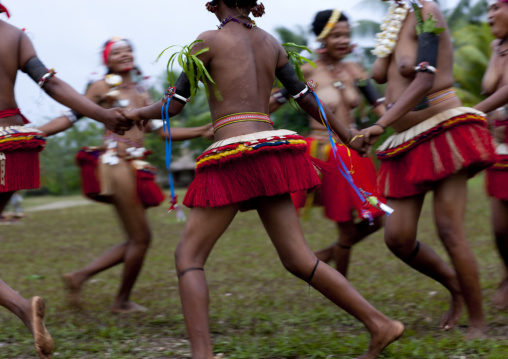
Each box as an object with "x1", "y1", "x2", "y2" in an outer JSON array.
[
  {"x1": 346, "y1": 128, "x2": 368, "y2": 157},
  {"x1": 362, "y1": 124, "x2": 385, "y2": 146}
]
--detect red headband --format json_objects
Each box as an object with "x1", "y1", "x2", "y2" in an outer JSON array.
[
  {"x1": 102, "y1": 37, "x2": 130, "y2": 65},
  {"x1": 0, "y1": 4, "x2": 10, "y2": 18}
]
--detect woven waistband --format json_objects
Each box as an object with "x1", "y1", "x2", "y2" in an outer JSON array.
[{"x1": 213, "y1": 112, "x2": 273, "y2": 132}]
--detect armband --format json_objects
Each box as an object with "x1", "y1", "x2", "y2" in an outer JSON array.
[
  {"x1": 162, "y1": 86, "x2": 190, "y2": 104},
  {"x1": 416, "y1": 32, "x2": 439, "y2": 72},
  {"x1": 23, "y1": 57, "x2": 51, "y2": 86},
  {"x1": 414, "y1": 62, "x2": 437, "y2": 74},
  {"x1": 62, "y1": 109, "x2": 83, "y2": 124},
  {"x1": 356, "y1": 79, "x2": 382, "y2": 106},
  {"x1": 272, "y1": 88, "x2": 290, "y2": 104},
  {"x1": 291, "y1": 80, "x2": 316, "y2": 100},
  {"x1": 38, "y1": 69, "x2": 57, "y2": 88},
  {"x1": 150, "y1": 120, "x2": 164, "y2": 131}
]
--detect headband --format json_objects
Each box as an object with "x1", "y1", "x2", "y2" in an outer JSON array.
[
  {"x1": 0, "y1": 3, "x2": 10, "y2": 18},
  {"x1": 316, "y1": 9, "x2": 342, "y2": 41},
  {"x1": 102, "y1": 37, "x2": 131, "y2": 65}
]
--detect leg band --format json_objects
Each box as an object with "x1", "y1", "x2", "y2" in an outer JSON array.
[
  {"x1": 402, "y1": 241, "x2": 420, "y2": 263},
  {"x1": 306, "y1": 259, "x2": 320, "y2": 284},
  {"x1": 337, "y1": 243, "x2": 352, "y2": 250},
  {"x1": 177, "y1": 267, "x2": 204, "y2": 278}
]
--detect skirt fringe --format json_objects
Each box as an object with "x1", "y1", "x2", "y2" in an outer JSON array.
[{"x1": 377, "y1": 111, "x2": 495, "y2": 198}]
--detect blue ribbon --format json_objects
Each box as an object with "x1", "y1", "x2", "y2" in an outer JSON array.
[
  {"x1": 311, "y1": 92, "x2": 367, "y2": 203},
  {"x1": 161, "y1": 99, "x2": 177, "y2": 204}
]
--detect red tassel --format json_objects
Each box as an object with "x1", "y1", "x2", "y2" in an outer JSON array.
[
  {"x1": 184, "y1": 146, "x2": 322, "y2": 211},
  {"x1": 0, "y1": 151, "x2": 40, "y2": 192},
  {"x1": 136, "y1": 170, "x2": 165, "y2": 208},
  {"x1": 486, "y1": 155, "x2": 508, "y2": 200},
  {"x1": 0, "y1": 4, "x2": 11, "y2": 18},
  {"x1": 377, "y1": 121, "x2": 495, "y2": 198},
  {"x1": 76, "y1": 150, "x2": 101, "y2": 198}
]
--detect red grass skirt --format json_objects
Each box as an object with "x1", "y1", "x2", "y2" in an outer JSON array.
[
  {"x1": 486, "y1": 144, "x2": 508, "y2": 200},
  {"x1": 183, "y1": 130, "x2": 323, "y2": 210},
  {"x1": 376, "y1": 108, "x2": 496, "y2": 198},
  {"x1": 0, "y1": 127, "x2": 46, "y2": 192},
  {"x1": 76, "y1": 147, "x2": 164, "y2": 207},
  {"x1": 291, "y1": 136, "x2": 384, "y2": 222}
]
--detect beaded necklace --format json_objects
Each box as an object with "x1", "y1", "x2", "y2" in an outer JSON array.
[{"x1": 218, "y1": 15, "x2": 255, "y2": 29}]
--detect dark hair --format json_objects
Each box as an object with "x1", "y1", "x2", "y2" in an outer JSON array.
[
  {"x1": 312, "y1": 10, "x2": 349, "y2": 37},
  {"x1": 209, "y1": 0, "x2": 257, "y2": 7}
]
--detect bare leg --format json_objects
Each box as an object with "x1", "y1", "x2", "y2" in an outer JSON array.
[
  {"x1": 257, "y1": 195, "x2": 403, "y2": 359},
  {"x1": 314, "y1": 218, "x2": 383, "y2": 276},
  {"x1": 432, "y1": 172, "x2": 486, "y2": 338},
  {"x1": 0, "y1": 279, "x2": 54, "y2": 359},
  {"x1": 64, "y1": 160, "x2": 151, "y2": 312},
  {"x1": 175, "y1": 204, "x2": 240, "y2": 359},
  {"x1": 384, "y1": 193, "x2": 464, "y2": 331},
  {"x1": 490, "y1": 197, "x2": 508, "y2": 309}
]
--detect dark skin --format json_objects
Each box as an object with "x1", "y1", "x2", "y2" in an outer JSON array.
[
  {"x1": 125, "y1": 3, "x2": 403, "y2": 359},
  {"x1": 0, "y1": 18, "x2": 130, "y2": 359},
  {"x1": 271, "y1": 19, "x2": 385, "y2": 277},
  {"x1": 364, "y1": 1, "x2": 486, "y2": 339},
  {"x1": 475, "y1": 0, "x2": 508, "y2": 310},
  {"x1": 38, "y1": 42, "x2": 211, "y2": 313}
]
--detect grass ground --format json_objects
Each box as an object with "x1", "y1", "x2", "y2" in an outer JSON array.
[{"x1": 1, "y1": 174, "x2": 507, "y2": 358}]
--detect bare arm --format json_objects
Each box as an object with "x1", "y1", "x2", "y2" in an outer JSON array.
[
  {"x1": 475, "y1": 84, "x2": 508, "y2": 114},
  {"x1": 37, "y1": 116, "x2": 73, "y2": 136},
  {"x1": 155, "y1": 123, "x2": 213, "y2": 141},
  {"x1": 19, "y1": 33, "x2": 130, "y2": 134}
]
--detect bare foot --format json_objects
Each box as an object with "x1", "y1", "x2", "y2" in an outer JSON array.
[
  {"x1": 355, "y1": 320, "x2": 404, "y2": 359},
  {"x1": 465, "y1": 325, "x2": 488, "y2": 340},
  {"x1": 111, "y1": 301, "x2": 147, "y2": 314},
  {"x1": 440, "y1": 292, "x2": 464, "y2": 330},
  {"x1": 62, "y1": 272, "x2": 83, "y2": 308},
  {"x1": 29, "y1": 297, "x2": 54, "y2": 359},
  {"x1": 492, "y1": 278, "x2": 508, "y2": 310}
]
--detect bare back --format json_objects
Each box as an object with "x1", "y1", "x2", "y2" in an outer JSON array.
[
  {"x1": 196, "y1": 23, "x2": 286, "y2": 140},
  {"x1": 0, "y1": 20, "x2": 37, "y2": 126}
]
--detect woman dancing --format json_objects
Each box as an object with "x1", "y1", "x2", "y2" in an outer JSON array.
[
  {"x1": 125, "y1": 1, "x2": 403, "y2": 358},
  {"x1": 0, "y1": 4, "x2": 129, "y2": 358},
  {"x1": 364, "y1": 0, "x2": 496, "y2": 338},
  {"x1": 271, "y1": 9, "x2": 386, "y2": 277},
  {"x1": 39, "y1": 37, "x2": 211, "y2": 313},
  {"x1": 475, "y1": 0, "x2": 508, "y2": 310}
]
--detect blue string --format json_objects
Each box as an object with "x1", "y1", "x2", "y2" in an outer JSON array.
[
  {"x1": 161, "y1": 100, "x2": 177, "y2": 203},
  {"x1": 311, "y1": 92, "x2": 366, "y2": 203}
]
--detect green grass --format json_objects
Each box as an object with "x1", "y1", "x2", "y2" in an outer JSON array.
[{"x1": 1, "y1": 175, "x2": 507, "y2": 358}]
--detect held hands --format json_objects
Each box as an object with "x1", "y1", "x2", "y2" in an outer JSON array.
[
  {"x1": 102, "y1": 108, "x2": 133, "y2": 135},
  {"x1": 362, "y1": 123, "x2": 386, "y2": 146},
  {"x1": 201, "y1": 123, "x2": 214, "y2": 140},
  {"x1": 346, "y1": 128, "x2": 369, "y2": 157}
]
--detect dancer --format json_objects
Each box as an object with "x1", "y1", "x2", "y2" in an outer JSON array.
[
  {"x1": 475, "y1": 0, "x2": 508, "y2": 309},
  {"x1": 363, "y1": 0, "x2": 496, "y2": 337},
  {"x1": 0, "y1": 4, "x2": 130, "y2": 358},
  {"x1": 125, "y1": 1, "x2": 403, "y2": 358},
  {"x1": 38, "y1": 37, "x2": 211, "y2": 313},
  {"x1": 270, "y1": 9, "x2": 386, "y2": 277}
]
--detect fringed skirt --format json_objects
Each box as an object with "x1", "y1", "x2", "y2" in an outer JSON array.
[
  {"x1": 486, "y1": 143, "x2": 508, "y2": 201},
  {"x1": 76, "y1": 147, "x2": 165, "y2": 207},
  {"x1": 183, "y1": 130, "x2": 323, "y2": 211},
  {"x1": 376, "y1": 107, "x2": 496, "y2": 198},
  {"x1": 291, "y1": 136, "x2": 384, "y2": 222},
  {"x1": 0, "y1": 126, "x2": 46, "y2": 192}
]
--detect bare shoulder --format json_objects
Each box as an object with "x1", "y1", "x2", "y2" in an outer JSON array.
[
  {"x1": 343, "y1": 61, "x2": 368, "y2": 79},
  {"x1": 86, "y1": 79, "x2": 109, "y2": 101}
]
